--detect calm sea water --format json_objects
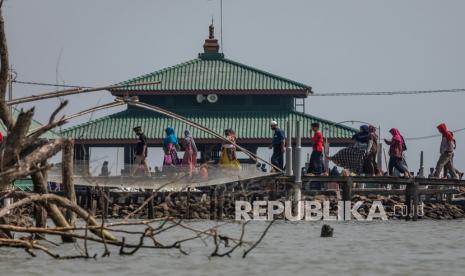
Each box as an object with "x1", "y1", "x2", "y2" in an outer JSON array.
[{"x1": 2, "y1": 220, "x2": 465, "y2": 276}]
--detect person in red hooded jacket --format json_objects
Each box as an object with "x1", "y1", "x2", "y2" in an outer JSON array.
[
  {"x1": 0, "y1": 131, "x2": 3, "y2": 143},
  {"x1": 307, "y1": 122, "x2": 325, "y2": 175},
  {"x1": 434, "y1": 123, "x2": 463, "y2": 179}
]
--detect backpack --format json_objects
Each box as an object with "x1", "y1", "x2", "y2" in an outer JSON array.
[{"x1": 401, "y1": 135, "x2": 407, "y2": 151}]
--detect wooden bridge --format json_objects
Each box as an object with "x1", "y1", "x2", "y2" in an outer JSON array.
[{"x1": 44, "y1": 172, "x2": 465, "y2": 221}]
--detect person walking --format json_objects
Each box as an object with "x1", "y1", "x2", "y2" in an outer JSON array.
[
  {"x1": 269, "y1": 121, "x2": 285, "y2": 171},
  {"x1": 307, "y1": 123, "x2": 325, "y2": 175},
  {"x1": 434, "y1": 123, "x2": 463, "y2": 179},
  {"x1": 163, "y1": 127, "x2": 180, "y2": 173},
  {"x1": 363, "y1": 125, "x2": 380, "y2": 175},
  {"x1": 384, "y1": 128, "x2": 411, "y2": 177},
  {"x1": 131, "y1": 126, "x2": 150, "y2": 176},
  {"x1": 219, "y1": 128, "x2": 241, "y2": 169},
  {"x1": 182, "y1": 130, "x2": 198, "y2": 176},
  {"x1": 328, "y1": 125, "x2": 368, "y2": 174}
]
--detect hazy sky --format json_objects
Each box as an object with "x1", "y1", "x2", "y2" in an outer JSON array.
[{"x1": 5, "y1": 0, "x2": 465, "y2": 173}]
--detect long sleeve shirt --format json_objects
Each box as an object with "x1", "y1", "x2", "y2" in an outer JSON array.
[
  {"x1": 384, "y1": 139, "x2": 402, "y2": 158},
  {"x1": 312, "y1": 131, "x2": 324, "y2": 152}
]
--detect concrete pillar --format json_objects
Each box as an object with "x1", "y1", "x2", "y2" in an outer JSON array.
[
  {"x1": 377, "y1": 143, "x2": 383, "y2": 172},
  {"x1": 285, "y1": 120, "x2": 293, "y2": 176},
  {"x1": 293, "y1": 120, "x2": 302, "y2": 216},
  {"x1": 74, "y1": 144, "x2": 90, "y2": 175},
  {"x1": 324, "y1": 141, "x2": 330, "y2": 173},
  {"x1": 294, "y1": 120, "x2": 302, "y2": 184},
  {"x1": 123, "y1": 144, "x2": 134, "y2": 175}
]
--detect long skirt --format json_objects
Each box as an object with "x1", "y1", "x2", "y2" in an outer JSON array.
[
  {"x1": 163, "y1": 145, "x2": 180, "y2": 173},
  {"x1": 363, "y1": 152, "x2": 380, "y2": 175},
  {"x1": 308, "y1": 151, "x2": 325, "y2": 175},
  {"x1": 330, "y1": 146, "x2": 366, "y2": 174},
  {"x1": 182, "y1": 145, "x2": 197, "y2": 176}
]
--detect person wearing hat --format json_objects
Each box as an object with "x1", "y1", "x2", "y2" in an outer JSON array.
[
  {"x1": 131, "y1": 126, "x2": 150, "y2": 176},
  {"x1": 269, "y1": 121, "x2": 285, "y2": 171},
  {"x1": 308, "y1": 122, "x2": 325, "y2": 175}
]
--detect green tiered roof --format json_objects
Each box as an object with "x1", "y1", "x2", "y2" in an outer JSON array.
[
  {"x1": 110, "y1": 54, "x2": 312, "y2": 96},
  {"x1": 61, "y1": 109, "x2": 356, "y2": 144}
]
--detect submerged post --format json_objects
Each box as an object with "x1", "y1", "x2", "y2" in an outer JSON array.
[
  {"x1": 412, "y1": 182, "x2": 419, "y2": 221},
  {"x1": 186, "y1": 187, "x2": 191, "y2": 219},
  {"x1": 286, "y1": 120, "x2": 293, "y2": 176},
  {"x1": 209, "y1": 187, "x2": 216, "y2": 220},
  {"x1": 147, "y1": 189, "x2": 154, "y2": 219},
  {"x1": 343, "y1": 177, "x2": 353, "y2": 220},
  {"x1": 293, "y1": 120, "x2": 302, "y2": 215},
  {"x1": 216, "y1": 186, "x2": 225, "y2": 220}
]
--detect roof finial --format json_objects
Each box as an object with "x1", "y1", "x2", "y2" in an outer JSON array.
[
  {"x1": 203, "y1": 21, "x2": 220, "y2": 54},
  {"x1": 209, "y1": 19, "x2": 215, "y2": 39}
]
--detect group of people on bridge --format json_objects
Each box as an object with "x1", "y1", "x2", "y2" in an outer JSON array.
[
  {"x1": 131, "y1": 126, "x2": 241, "y2": 177},
  {"x1": 127, "y1": 121, "x2": 463, "y2": 180},
  {"x1": 269, "y1": 121, "x2": 463, "y2": 180}
]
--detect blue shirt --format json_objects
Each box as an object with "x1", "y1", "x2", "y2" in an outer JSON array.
[{"x1": 272, "y1": 128, "x2": 285, "y2": 146}]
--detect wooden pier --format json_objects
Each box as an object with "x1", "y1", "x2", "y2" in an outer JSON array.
[{"x1": 48, "y1": 174, "x2": 465, "y2": 221}]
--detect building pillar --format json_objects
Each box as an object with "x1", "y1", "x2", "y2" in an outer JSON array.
[
  {"x1": 285, "y1": 120, "x2": 293, "y2": 176},
  {"x1": 74, "y1": 144, "x2": 90, "y2": 175},
  {"x1": 123, "y1": 144, "x2": 135, "y2": 175}
]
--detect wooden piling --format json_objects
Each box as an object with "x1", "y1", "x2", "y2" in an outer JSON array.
[
  {"x1": 342, "y1": 177, "x2": 353, "y2": 220},
  {"x1": 186, "y1": 187, "x2": 191, "y2": 219},
  {"x1": 412, "y1": 182, "x2": 419, "y2": 221},
  {"x1": 146, "y1": 189, "x2": 154, "y2": 219},
  {"x1": 216, "y1": 186, "x2": 224, "y2": 220},
  {"x1": 86, "y1": 187, "x2": 97, "y2": 216},
  {"x1": 405, "y1": 182, "x2": 419, "y2": 221},
  {"x1": 209, "y1": 187, "x2": 216, "y2": 220},
  {"x1": 32, "y1": 174, "x2": 47, "y2": 229},
  {"x1": 342, "y1": 177, "x2": 353, "y2": 201},
  {"x1": 99, "y1": 187, "x2": 109, "y2": 220},
  {"x1": 62, "y1": 139, "x2": 76, "y2": 226}
]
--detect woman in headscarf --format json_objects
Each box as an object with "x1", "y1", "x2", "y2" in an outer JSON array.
[
  {"x1": 363, "y1": 125, "x2": 380, "y2": 176},
  {"x1": 352, "y1": 125, "x2": 369, "y2": 150},
  {"x1": 219, "y1": 128, "x2": 241, "y2": 169},
  {"x1": 327, "y1": 125, "x2": 369, "y2": 174},
  {"x1": 384, "y1": 128, "x2": 411, "y2": 177},
  {"x1": 182, "y1": 130, "x2": 198, "y2": 176},
  {"x1": 163, "y1": 127, "x2": 180, "y2": 172},
  {"x1": 433, "y1": 123, "x2": 463, "y2": 179}
]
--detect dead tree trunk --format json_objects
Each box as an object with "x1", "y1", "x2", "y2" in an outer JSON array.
[
  {"x1": 31, "y1": 163, "x2": 74, "y2": 242},
  {"x1": 62, "y1": 139, "x2": 76, "y2": 226},
  {"x1": 31, "y1": 167, "x2": 47, "y2": 229}
]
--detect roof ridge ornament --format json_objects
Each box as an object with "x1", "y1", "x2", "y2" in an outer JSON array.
[
  {"x1": 209, "y1": 17, "x2": 215, "y2": 39},
  {"x1": 201, "y1": 22, "x2": 221, "y2": 58}
]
